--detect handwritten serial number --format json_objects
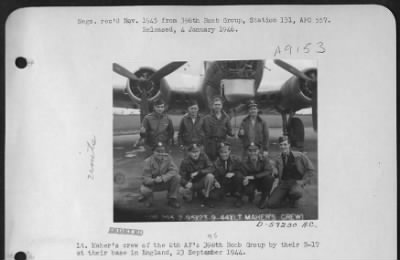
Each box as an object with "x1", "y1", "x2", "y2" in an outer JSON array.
[{"x1": 274, "y1": 42, "x2": 326, "y2": 56}]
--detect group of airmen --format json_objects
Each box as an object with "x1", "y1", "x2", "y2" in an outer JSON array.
[{"x1": 136, "y1": 96, "x2": 315, "y2": 210}]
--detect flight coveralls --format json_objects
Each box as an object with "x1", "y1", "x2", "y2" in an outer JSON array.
[
  {"x1": 238, "y1": 115, "x2": 269, "y2": 155},
  {"x1": 202, "y1": 112, "x2": 234, "y2": 161},
  {"x1": 241, "y1": 154, "x2": 276, "y2": 203},
  {"x1": 179, "y1": 152, "x2": 215, "y2": 200},
  {"x1": 141, "y1": 112, "x2": 174, "y2": 155},
  {"x1": 267, "y1": 151, "x2": 315, "y2": 208},
  {"x1": 140, "y1": 154, "x2": 181, "y2": 201},
  {"x1": 213, "y1": 155, "x2": 244, "y2": 199}
]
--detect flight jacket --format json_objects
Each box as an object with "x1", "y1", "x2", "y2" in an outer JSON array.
[
  {"x1": 142, "y1": 155, "x2": 179, "y2": 186},
  {"x1": 238, "y1": 115, "x2": 269, "y2": 151},
  {"x1": 272, "y1": 151, "x2": 315, "y2": 185}
]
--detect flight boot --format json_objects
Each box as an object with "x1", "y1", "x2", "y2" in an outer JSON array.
[
  {"x1": 167, "y1": 198, "x2": 181, "y2": 209},
  {"x1": 257, "y1": 192, "x2": 268, "y2": 209},
  {"x1": 201, "y1": 197, "x2": 215, "y2": 208}
]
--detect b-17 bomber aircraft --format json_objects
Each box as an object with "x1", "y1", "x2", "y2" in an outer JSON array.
[{"x1": 112, "y1": 59, "x2": 317, "y2": 148}]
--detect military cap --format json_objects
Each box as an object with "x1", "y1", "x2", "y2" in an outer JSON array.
[
  {"x1": 153, "y1": 99, "x2": 165, "y2": 106},
  {"x1": 247, "y1": 100, "x2": 258, "y2": 108},
  {"x1": 218, "y1": 141, "x2": 231, "y2": 152},
  {"x1": 278, "y1": 136, "x2": 289, "y2": 143},
  {"x1": 187, "y1": 143, "x2": 201, "y2": 152},
  {"x1": 246, "y1": 142, "x2": 261, "y2": 151},
  {"x1": 212, "y1": 95, "x2": 224, "y2": 103},
  {"x1": 152, "y1": 142, "x2": 166, "y2": 151}
]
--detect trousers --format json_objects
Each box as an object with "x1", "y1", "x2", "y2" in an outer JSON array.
[
  {"x1": 180, "y1": 173, "x2": 215, "y2": 200},
  {"x1": 221, "y1": 173, "x2": 244, "y2": 197},
  {"x1": 266, "y1": 179, "x2": 304, "y2": 208},
  {"x1": 140, "y1": 174, "x2": 181, "y2": 199},
  {"x1": 243, "y1": 175, "x2": 275, "y2": 197},
  {"x1": 204, "y1": 138, "x2": 225, "y2": 161}
]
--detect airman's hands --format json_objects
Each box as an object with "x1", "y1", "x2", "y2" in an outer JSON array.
[
  {"x1": 185, "y1": 182, "x2": 193, "y2": 189},
  {"x1": 225, "y1": 172, "x2": 235, "y2": 178},
  {"x1": 154, "y1": 176, "x2": 163, "y2": 183},
  {"x1": 190, "y1": 171, "x2": 199, "y2": 178}
]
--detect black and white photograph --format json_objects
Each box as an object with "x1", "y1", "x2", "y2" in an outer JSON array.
[
  {"x1": 113, "y1": 59, "x2": 318, "y2": 222},
  {"x1": 5, "y1": 5, "x2": 396, "y2": 260}
]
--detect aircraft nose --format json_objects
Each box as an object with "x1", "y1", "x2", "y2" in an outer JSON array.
[{"x1": 221, "y1": 79, "x2": 256, "y2": 103}]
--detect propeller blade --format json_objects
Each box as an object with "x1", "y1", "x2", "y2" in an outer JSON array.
[
  {"x1": 149, "y1": 61, "x2": 186, "y2": 82},
  {"x1": 113, "y1": 63, "x2": 141, "y2": 81},
  {"x1": 274, "y1": 59, "x2": 313, "y2": 81},
  {"x1": 312, "y1": 86, "x2": 317, "y2": 131},
  {"x1": 140, "y1": 91, "x2": 150, "y2": 122}
]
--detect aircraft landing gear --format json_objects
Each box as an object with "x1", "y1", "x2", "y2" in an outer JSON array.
[
  {"x1": 281, "y1": 113, "x2": 305, "y2": 151},
  {"x1": 281, "y1": 113, "x2": 289, "y2": 136},
  {"x1": 288, "y1": 117, "x2": 304, "y2": 151}
]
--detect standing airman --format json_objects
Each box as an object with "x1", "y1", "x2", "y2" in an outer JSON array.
[
  {"x1": 140, "y1": 99, "x2": 174, "y2": 157},
  {"x1": 202, "y1": 96, "x2": 234, "y2": 161},
  {"x1": 238, "y1": 100, "x2": 269, "y2": 157},
  {"x1": 177, "y1": 100, "x2": 205, "y2": 155}
]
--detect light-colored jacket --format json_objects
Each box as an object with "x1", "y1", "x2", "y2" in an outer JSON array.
[{"x1": 142, "y1": 155, "x2": 178, "y2": 186}]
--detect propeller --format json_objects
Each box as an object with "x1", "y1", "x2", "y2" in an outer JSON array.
[
  {"x1": 113, "y1": 63, "x2": 141, "y2": 82},
  {"x1": 148, "y1": 61, "x2": 187, "y2": 82},
  {"x1": 274, "y1": 59, "x2": 317, "y2": 131},
  {"x1": 112, "y1": 61, "x2": 187, "y2": 100},
  {"x1": 273, "y1": 59, "x2": 313, "y2": 81},
  {"x1": 113, "y1": 61, "x2": 186, "y2": 121}
]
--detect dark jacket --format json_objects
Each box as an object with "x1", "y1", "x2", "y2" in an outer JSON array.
[
  {"x1": 179, "y1": 152, "x2": 214, "y2": 185},
  {"x1": 202, "y1": 111, "x2": 234, "y2": 140},
  {"x1": 177, "y1": 113, "x2": 205, "y2": 146},
  {"x1": 141, "y1": 112, "x2": 174, "y2": 147},
  {"x1": 238, "y1": 115, "x2": 269, "y2": 151},
  {"x1": 242, "y1": 154, "x2": 275, "y2": 179},
  {"x1": 272, "y1": 151, "x2": 315, "y2": 184},
  {"x1": 213, "y1": 155, "x2": 243, "y2": 182}
]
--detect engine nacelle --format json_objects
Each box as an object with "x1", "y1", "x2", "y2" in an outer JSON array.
[
  {"x1": 278, "y1": 68, "x2": 317, "y2": 113},
  {"x1": 125, "y1": 67, "x2": 169, "y2": 104}
]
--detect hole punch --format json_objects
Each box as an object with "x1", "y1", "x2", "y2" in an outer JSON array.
[
  {"x1": 14, "y1": 251, "x2": 27, "y2": 260},
  {"x1": 15, "y1": 57, "x2": 28, "y2": 69}
]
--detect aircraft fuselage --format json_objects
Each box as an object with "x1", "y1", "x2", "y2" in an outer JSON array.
[{"x1": 199, "y1": 60, "x2": 265, "y2": 111}]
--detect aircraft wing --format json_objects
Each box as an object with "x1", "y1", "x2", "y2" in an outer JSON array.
[
  {"x1": 113, "y1": 86, "x2": 139, "y2": 109},
  {"x1": 161, "y1": 64, "x2": 206, "y2": 113},
  {"x1": 253, "y1": 89, "x2": 283, "y2": 115}
]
